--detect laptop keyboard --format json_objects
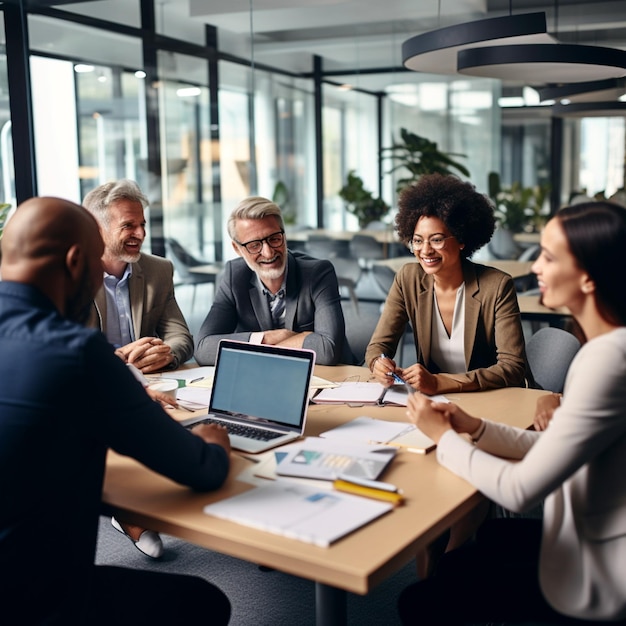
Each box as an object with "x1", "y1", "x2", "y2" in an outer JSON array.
[{"x1": 189, "y1": 417, "x2": 283, "y2": 441}]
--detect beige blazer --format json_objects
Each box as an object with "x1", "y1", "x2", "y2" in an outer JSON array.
[
  {"x1": 88, "y1": 253, "x2": 193, "y2": 368},
  {"x1": 365, "y1": 260, "x2": 529, "y2": 392}
]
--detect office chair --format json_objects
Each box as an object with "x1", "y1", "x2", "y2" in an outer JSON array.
[
  {"x1": 526, "y1": 326, "x2": 582, "y2": 393},
  {"x1": 349, "y1": 234, "x2": 384, "y2": 268},
  {"x1": 371, "y1": 263, "x2": 411, "y2": 367},
  {"x1": 165, "y1": 237, "x2": 221, "y2": 313},
  {"x1": 304, "y1": 234, "x2": 349, "y2": 259},
  {"x1": 330, "y1": 256, "x2": 361, "y2": 313}
]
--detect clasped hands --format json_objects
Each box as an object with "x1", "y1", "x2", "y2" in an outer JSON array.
[
  {"x1": 405, "y1": 392, "x2": 482, "y2": 444},
  {"x1": 115, "y1": 336, "x2": 175, "y2": 373}
]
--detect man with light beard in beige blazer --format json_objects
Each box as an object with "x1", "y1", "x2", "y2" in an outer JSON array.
[{"x1": 84, "y1": 179, "x2": 193, "y2": 374}]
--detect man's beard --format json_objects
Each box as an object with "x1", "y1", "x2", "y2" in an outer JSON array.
[
  {"x1": 242, "y1": 254, "x2": 286, "y2": 283},
  {"x1": 112, "y1": 239, "x2": 141, "y2": 264}
]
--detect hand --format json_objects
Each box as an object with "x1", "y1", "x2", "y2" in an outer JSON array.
[
  {"x1": 405, "y1": 393, "x2": 452, "y2": 443},
  {"x1": 438, "y1": 402, "x2": 482, "y2": 435},
  {"x1": 145, "y1": 386, "x2": 178, "y2": 409},
  {"x1": 116, "y1": 337, "x2": 175, "y2": 373},
  {"x1": 399, "y1": 364, "x2": 439, "y2": 395},
  {"x1": 371, "y1": 355, "x2": 397, "y2": 387},
  {"x1": 191, "y1": 423, "x2": 231, "y2": 455},
  {"x1": 533, "y1": 392, "x2": 561, "y2": 431},
  {"x1": 262, "y1": 329, "x2": 313, "y2": 349}
]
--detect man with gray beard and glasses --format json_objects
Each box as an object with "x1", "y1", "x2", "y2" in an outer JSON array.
[{"x1": 194, "y1": 196, "x2": 351, "y2": 366}]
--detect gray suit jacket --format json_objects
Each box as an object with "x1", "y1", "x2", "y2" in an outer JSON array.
[
  {"x1": 194, "y1": 250, "x2": 347, "y2": 366},
  {"x1": 365, "y1": 259, "x2": 529, "y2": 391},
  {"x1": 88, "y1": 253, "x2": 193, "y2": 368},
  {"x1": 438, "y1": 328, "x2": 626, "y2": 621}
]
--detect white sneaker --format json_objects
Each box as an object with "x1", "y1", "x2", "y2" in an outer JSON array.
[{"x1": 110, "y1": 516, "x2": 164, "y2": 559}]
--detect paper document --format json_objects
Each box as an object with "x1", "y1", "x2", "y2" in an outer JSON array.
[
  {"x1": 320, "y1": 415, "x2": 440, "y2": 454},
  {"x1": 159, "y1": 366, "x2": 215, "y2": 386},
  {"x1": 176, "y1": 386, "x2": 211, "y2": 409},
  {"x1": 309, "y1": 375, "x2": 340, "y2": 389},
  {"x1": 204, "y1": 481, "x2": 393, "y2": 547}
]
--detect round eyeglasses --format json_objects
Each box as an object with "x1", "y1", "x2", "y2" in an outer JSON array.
[
  {"x1": 237, "y1": 230, "x2": 285, "y2": 254},
  {"x1": 409, "y1": 235, "x2": 455, "y2": 252}
]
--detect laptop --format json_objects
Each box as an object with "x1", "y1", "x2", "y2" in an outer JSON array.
[{"x1": 181, "y1": 339, "x2": 316, "y2": 454}]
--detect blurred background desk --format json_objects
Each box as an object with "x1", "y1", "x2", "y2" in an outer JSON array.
[
  {"x1": 286, "y1": 228, "x2": 405, "y2": 260},
  {"x1": 375, "y1": 257, "x2": 534, "y2": 280}
]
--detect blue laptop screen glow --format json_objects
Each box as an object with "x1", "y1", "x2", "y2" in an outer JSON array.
[{"x1": 210, "y1": 347, "x2": 311, "y2": 427}]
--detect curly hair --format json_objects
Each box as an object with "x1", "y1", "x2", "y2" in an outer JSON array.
[{"x1": 395, "y1": 173, "x2": 496, "y2": 259}]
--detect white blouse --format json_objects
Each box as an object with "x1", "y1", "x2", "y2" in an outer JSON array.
[{"x1": 430, "y1": 283, "x2": 466, "y2": 373}]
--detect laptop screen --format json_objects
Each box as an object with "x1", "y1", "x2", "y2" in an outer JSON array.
[{"x1": 210, "y1": 341, "x2": 315, "y2": 428}]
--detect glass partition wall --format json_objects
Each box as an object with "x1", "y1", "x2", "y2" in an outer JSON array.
[{"x1": 3, "y1": 2, "x2": 624, "y2": 267}]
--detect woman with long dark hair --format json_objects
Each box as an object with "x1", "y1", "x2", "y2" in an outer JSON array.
[{"x1": 400, "y1": 201, "x2": 626, "y2": 624}]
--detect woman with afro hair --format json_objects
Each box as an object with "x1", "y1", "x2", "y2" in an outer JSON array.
[{"x1": 366, "y1": 173, "x2": 530, "y2": 395}]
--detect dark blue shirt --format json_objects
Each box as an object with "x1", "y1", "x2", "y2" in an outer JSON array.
[{"x1": 0, "y1": 281, "x2": 229, "y2": 624}]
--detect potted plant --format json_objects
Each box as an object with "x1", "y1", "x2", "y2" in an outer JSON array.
[
  {"x1": 488, "y1": 172, "x2": 550, "y2": 233},
  {"x1": 338, "y1": 170, "x2": 390, "y2": 229},
  {"x1": 383, "y1": 128, "x2": 470, "y2": 192}
]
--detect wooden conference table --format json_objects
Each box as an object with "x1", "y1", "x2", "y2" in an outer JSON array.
[{"x1": 103, "y1": 366, "x2": 548, "y2": 626}]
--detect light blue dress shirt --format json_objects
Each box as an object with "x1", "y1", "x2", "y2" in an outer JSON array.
[{"x1": 102, "y1": 265, "x2": 135, "y2": 348}]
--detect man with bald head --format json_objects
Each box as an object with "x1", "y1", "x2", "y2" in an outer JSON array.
[{"x1": 0, "y1": 197, "x2": 231, "y2": 624}]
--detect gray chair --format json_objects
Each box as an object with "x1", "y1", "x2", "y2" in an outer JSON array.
[
  {"x1": 517, "y1": 243, "x2": 541, "y2": 262},
  {"x1": 165, "y1": 237, "x2": 221, "y2": 313},
  {"x1": 526, "y1": 326, "x2": 582, "y2": 393},
  {"x1": 371, "y1": 263, "x2": 396, "y2": 300},
  {"x1": 330, "y1": 256, "x2": 361, "y2": 313},
  {"x1": 371, "y1": 263, "x2": 412, "y2": 366},
  {"x1": 304, "y1": 234, "x2": 349, "y2": 259},
  {"x1": 349, "y1": 234, "x2": 384, "y2": 268}
]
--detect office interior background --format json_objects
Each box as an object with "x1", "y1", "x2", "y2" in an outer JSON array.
[{"x1": 1, "y1": 0, "x2": 625, "y2": 265}]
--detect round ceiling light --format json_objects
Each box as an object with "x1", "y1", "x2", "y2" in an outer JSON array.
[{"x1": 457, "y1": 44, "x2": 626, "y2": 84}]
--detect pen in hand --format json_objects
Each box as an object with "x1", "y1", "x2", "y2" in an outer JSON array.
[{"x1": 380, "y1": 353, "x2": 405, "y2": 384}]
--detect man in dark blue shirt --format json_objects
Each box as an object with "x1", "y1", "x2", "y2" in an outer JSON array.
[{"x1": 0, "y1": 197, "x2": 231, "y2": 624}]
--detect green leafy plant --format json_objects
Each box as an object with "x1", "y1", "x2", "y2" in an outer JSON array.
[
  {"x1": 338, "y1": 171, "x2": 390, "y2": 229},
  {"x1": 272, "y1": 180, "x2": 295, "y2": 224},
  {"x1": 488, "y1": 172, "x2": 550, "y2": 233},
  {"x1": 383, "y1": 128, "x2": 470, "y2": 192}
]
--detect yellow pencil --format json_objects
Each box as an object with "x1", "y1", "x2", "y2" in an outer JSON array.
[{"x1": 333, "y1": 479, "x2": 405, "y2": 506}]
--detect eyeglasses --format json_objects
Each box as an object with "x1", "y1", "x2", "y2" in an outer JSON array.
[
  {"x1": 409, "y1": 235, "x2": 455, "y2": 252},
  {"x1": 236, "y1": 230, "x2": 285, "y2": 254}
]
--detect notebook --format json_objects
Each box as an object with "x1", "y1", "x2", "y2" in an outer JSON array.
[{"x1": 181, "y1": 339, "x2": 316, "y2": 454}]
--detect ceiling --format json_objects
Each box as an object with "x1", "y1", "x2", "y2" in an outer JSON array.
[
  {"x1": 188, "y1": 0, "x2": 626, "y2": 78},
  {"x1": 28, "y1": 0, "x2": 626, "y2": 93}
]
